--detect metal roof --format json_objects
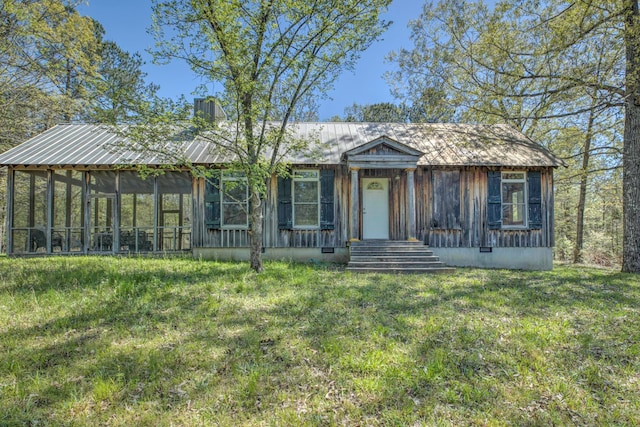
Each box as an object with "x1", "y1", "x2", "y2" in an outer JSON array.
[{"x1": 0, "y1": 122, "x2": 565, "y2": 168}]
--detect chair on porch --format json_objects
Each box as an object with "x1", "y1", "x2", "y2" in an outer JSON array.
[{"x1": 30, "y1": 229, "x2": 46, "y2": 252}]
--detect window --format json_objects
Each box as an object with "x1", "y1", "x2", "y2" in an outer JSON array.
[
  {"x1": 293, "y1": 170, "x2": 319, "y2": 228},
  {"x1": 501, "y1": 172, "x2": 526, "y2": 227},
  {"x1": 221, "y1": 172, "x2": 248, "y2": 227},
  {"x1": 278, "y1": 169, "x2": 334, "y2": 230}
]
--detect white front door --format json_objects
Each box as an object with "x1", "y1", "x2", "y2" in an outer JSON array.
[{"x1": 362, "y1": 178, "x2": 389, "y2": 239}]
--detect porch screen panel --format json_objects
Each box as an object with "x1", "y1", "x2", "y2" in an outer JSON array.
[
  {"x1": 157, "y1": 172, "x2": 192, "y2": 251},
  {"x1": 89, "y1": 171, "x2": 116, "y2": 252},
  {"x1": 52, "y1": 171, "x2": 84, "y2": 252},
  {"x1": 120, "y1": 171, "x2": 155, "y2": 252},
  {"x1": 11, "y1": 170, "x2": 47, "y2": 253},
  {"x1": 90, "y1": 171, "x2": 116, "y2": 194}
]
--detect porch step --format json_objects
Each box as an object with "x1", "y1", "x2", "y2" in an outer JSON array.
[
  {"x1": 349, "y1": 256, "x2": 441, "y2": 263},
  {"x1": 348, "y1": 261, "x2": 446, "y2": 269},
  {"x1": 350, "y1": 250, "x2": 435, "y2": 257},
  {"x1": 347, "y1": 240, "x2": 454, "y2": 274},
  {"x1": 346, "y1": 267, "x2": 455, "y2": 274}
]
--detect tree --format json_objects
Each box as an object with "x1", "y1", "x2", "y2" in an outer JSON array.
[
  {"x1": 337, "y1": 99, "x2": 455, "y2": 123},
  {"x1": 0, "y1": 0, "x2": 100, "y2": 253},
  {"x1": 343, "y1": 102, "x2": 406, "y2": 122},
  {"x1": 86, "y1": 38, "x2": 159, "y2": 124},
  {"x1": 138, "y1": 0, "x2": 390, "y2": 272},
  {"x1": 0, "y1": 0, "x2": 99, "y2": 147},
  {"x1": 389, "y1": 0, "x2": 638, "y2": 271},
  {"x1": 622, "y1": 0, "x2": 640, "y2": 273}
]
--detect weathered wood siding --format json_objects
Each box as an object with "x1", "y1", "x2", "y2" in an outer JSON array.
[
  {"x1": 194, "y1": 165, "x2": 349, "y2": 249},
  {"x1": 422, "y1": 167, "x2": 555, "y2": 248},
  {"x1": 192, "y1": 165, "x2": 555, "y2": 249}
]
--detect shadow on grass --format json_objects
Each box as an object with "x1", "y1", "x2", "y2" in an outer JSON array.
[{"x1": 0, "y1": 259, "x2": 638, "y2": 425}]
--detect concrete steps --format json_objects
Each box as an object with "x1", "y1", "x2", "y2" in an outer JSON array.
[{"x1": 347, "y1": 240, "x2": 455, "y2": 274}]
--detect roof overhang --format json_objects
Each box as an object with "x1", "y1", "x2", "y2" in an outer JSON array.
[{"x1": 341, "y1": 135, "x2": 424, "y2": 169}]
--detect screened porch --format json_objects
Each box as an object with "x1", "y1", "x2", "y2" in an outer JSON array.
[{"x1": 6, "y1": 169, "x2": 192, "y2": 255}]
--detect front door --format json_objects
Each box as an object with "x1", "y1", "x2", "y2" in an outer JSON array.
[{"x1": 362, "y1": 178, "x2": 389, "y2": 239}]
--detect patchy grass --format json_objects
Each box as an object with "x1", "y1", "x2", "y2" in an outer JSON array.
[{"x1": 0, "y1": 257, "x2": 638, "y2": 426}]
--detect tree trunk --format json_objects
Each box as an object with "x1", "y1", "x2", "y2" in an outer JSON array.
[
  {"x1": 573, "y1": 101, "x2": 596, "y2": 264},
  {"x1": 249, "y1": 188, "x2": 264, "y2": 273},
  {"x1": 623, "y1": 0, "x2": 640, "y2": 273}
]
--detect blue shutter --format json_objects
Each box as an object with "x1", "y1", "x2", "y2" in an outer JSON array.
[
  {"x1": 528, "y1": 171, "x2": 542, "y2": 229},
  {"x1": 487, "y1": 171, "x2": 502, "y2": 229},
  {"x1": 320, "y1": 169, "x2": 335, "y2": 229},
  {"x1": 205, "y1": 174, "x2": 221, "y2": 229},
  {"x1": 278, "y1": 176, "x2": 292, "y2": 229}
]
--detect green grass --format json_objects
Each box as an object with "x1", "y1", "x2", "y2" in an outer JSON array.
[{"x1": 0, "y1": 257, "x2": 638, "y2": 426}]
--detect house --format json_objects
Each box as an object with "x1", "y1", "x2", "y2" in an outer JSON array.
[{"x1": 0, "y1": 121, "x2": 564, "y2": 270}]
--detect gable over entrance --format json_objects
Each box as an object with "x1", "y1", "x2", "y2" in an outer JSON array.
[
  {"x1": 342, "y1": 135, "x2": 424, "y2": 169},
  {"x1": 342, "y1": 136, "x2": 424, "y2": 242}
]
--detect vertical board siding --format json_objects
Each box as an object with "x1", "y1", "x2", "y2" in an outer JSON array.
[
  {"x1": 198, "y1": 165, "x2": 344, "y2": 248},
  {"x1": 194, "y1": 165, "x2": 555, "y2": 249},
  {"x1": 422, "y1": 167, "x2": 554, "y2": 248},
  {"x1": 432, "y1": 170, "x2": 461, "y2": 229}
]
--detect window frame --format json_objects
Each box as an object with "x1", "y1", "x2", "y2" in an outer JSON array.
[
  {"x1": 292, "y1": 169, "x2": 320, "y2": 229},
  {"x1": 501, "y1": 171, "x2": 527, "y2": 229},
  {"x1": 220, "y1": 172, "x2": 249, "y2": 229}
]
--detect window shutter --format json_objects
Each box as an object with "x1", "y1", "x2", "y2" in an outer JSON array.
[
  {"x1": 320, "y1": 169, "x2": 335, "y2": 229},
  {"x1": 278, "y1": 176, "x2": 292, "y2": 229},
  {"x1": 205, "y1": 174, "x2": 221, "y2": 229},
  {"x1": 487, "y1": 171, "x2": 502, "y2": 229},
  {"x1": 528, "y1": 171, "x2": 542, "y2": 229}
]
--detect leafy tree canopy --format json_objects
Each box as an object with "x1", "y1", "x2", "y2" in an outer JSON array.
[
  {"x1": 387, "y1": 0, "x2": 640, "y2": 272},
  {"x1": 131, "y1": 0, "x2": 391, "y2": 271}
]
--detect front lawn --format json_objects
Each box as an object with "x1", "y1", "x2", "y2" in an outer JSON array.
[{"x1": 0, "y1": 257, "x2": 638, "y2": 425}]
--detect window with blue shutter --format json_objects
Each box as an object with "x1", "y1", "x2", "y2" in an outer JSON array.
[
  {"x1": 205, "y1": 171, "x2": 249, "y2": 229},
  {"x1": 279, "y1": 170, "x2": 334, "y2": 230},
  {"x1": 528, "y1": 171, "x2": 542, "y2": 229}
]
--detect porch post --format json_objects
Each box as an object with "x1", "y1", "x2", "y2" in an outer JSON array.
[
  {"x1": 113, "y1": 171, "x2": 120, "y2": 253},
  {"x1": 406, "y1": 168, "x2": 418, "y2": 241},
  {"x1": 349, "y1": 167, "x2": 360, "y2": 241},
  {"x1": 6, "y1": 167, "x2": 14, "y2": 254},
  {"x1": 83, "y1": 172, "x2": 90, "y2": 254},
  {"x1": 46, "y1": 170, "x2": 53, "y2": 253}
]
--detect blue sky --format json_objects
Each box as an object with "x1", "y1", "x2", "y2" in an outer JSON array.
[{"x1": 78, "y1": 1, "x2": 424, "y2": 120}]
